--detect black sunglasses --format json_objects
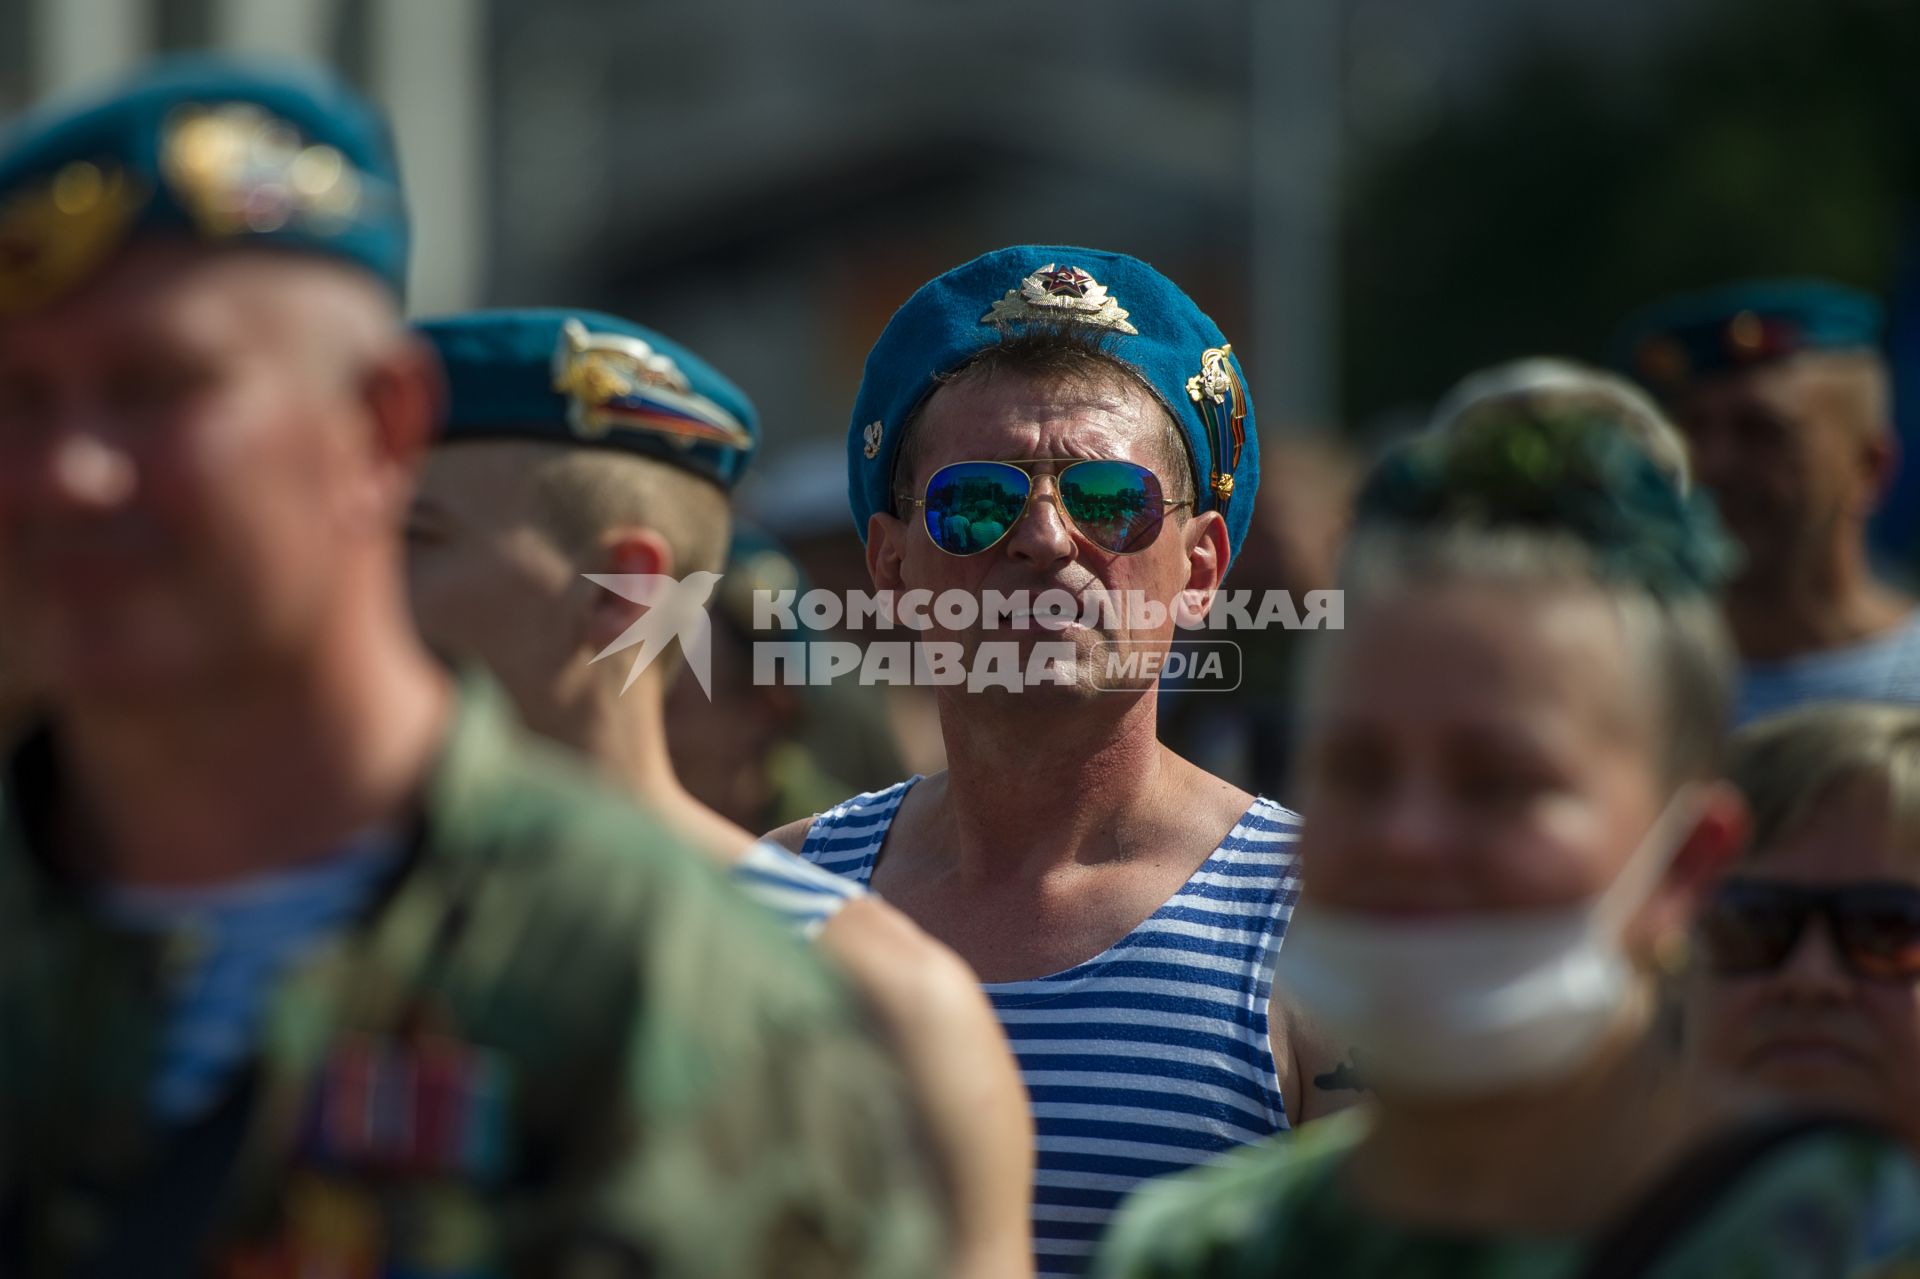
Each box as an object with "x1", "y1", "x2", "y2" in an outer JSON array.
[
  {"x1": 898, "y1": 458, "x2": 1191, "y2": 557},
  {"x1": 1697, "y1": 877, "x2": 1920, "y2": 981}
]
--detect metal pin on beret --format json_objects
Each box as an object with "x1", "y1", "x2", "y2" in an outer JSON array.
[
  {"x1": 417, "y1": 309, "x2": 759, "y2": 490},
  {"x1": 0, "y1": 54, "x2": 408, "y2": 313},
  {"x1": 1612, "y1": 278, "x2": 1884, "y2": 397},
  {"x1": 847, "y1": 245, "x2": 1260, "y2": 565}
]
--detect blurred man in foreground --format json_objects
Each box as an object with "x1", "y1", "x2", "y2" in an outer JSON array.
[
  {"x1": 1618, "y1": 280, "x2": 1919, "y2": 723},
  {"x1": 0, "y1": 60, "x2": 939, "y2": 1277},
  {"x1": 407, "y1": 308, "x2": 1034, "y2": 1279}
]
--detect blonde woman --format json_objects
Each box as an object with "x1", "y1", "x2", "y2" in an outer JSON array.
[{"x1": 1099, "y1": 411, "x2": 1920, "y2": 1279}]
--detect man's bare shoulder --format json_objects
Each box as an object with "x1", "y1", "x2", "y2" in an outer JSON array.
[
  {"x1": 763, "y1": 773, "x2": 942, "y2": 856},
  {"x1": 822, "y1": 895, "x2": 982, "y2": 1012},
  {"x1": 763, "y1": 814, "x2": 814, "y2": 855}
]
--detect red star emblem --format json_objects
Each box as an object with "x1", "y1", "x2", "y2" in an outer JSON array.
[{"x1": 1036, "y1": 265, "x2": 1091, "y2": 298}]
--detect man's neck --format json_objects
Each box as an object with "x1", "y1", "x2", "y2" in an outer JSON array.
[
  {"x1": 1350, "y1": 1010, "x2": 1713, "y2": 1236},
  {"x1": 1727, "y1": 537, "x2": 1912, "y2": 663},
  {"x1": 581, "y1": 675, "x2": 756, "y2": 866},
  {"x1": 931, "y1": 687, "x2": 1178, "y2": 883},
  {"x1": 58, "y1": 611, "x2": 450, "y2": 889}
]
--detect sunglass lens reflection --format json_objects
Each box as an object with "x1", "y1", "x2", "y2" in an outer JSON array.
[
  {"x1": 924, "y1": 462, "x2": 1030, "y2": 555},
  {"x1": 1061, "y1": 460, "x2": 1165, "y2": 554}
]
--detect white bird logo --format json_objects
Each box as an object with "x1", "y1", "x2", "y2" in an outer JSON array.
[{"x1": 582, "y1": 571, "x2": 724, "y2": 698}]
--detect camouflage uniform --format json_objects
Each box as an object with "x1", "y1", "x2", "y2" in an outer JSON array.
[
  {"x1": 0, "y1": 678, "x2": 943, "y2": 1278},
  {"x1": 1096, "y1": 1106, "x2": 1920, "y2": 1279}
]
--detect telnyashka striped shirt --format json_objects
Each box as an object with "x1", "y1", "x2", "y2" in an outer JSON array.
[
  {"x1": 732, "y1": 838, "x2": 865, "y2": 941},
  {"x1": 1736, "y1": 610, "x2": 1920, "y2": 725},
  {"x1": 96, "y1": 831, "x2": 402, "y2": 1125},
  {"x1": 800, "y1": 778, "x2": 1301, "y2": 1278}
]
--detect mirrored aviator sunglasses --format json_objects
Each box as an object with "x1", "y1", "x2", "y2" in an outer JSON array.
[
  {"x1": 905, "y1": 459, "x2": 1190, "y2": 557},
  {"x1": 1697, "y1": 878, "x2": 1920, "y2": 981}
]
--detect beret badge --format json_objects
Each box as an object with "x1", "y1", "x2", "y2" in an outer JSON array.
[
  {"x1": 980, "y1": 263, "x2": 1138, "y2": 335},
  {"x1": 1635, "y1": 335, "x2": 1690, "y2": 390},
  {"x1": 0, "y1": 160, "x2": 146, "y2": 314},
  {"x1": 1186, "y1": 344, "x2": 1248, "y2": 507},
  {"x1": 162, "y1": 102, "x2": 366, "y2": 239},
  {"x1": 862, "y1": 419, "x2": 884, "y2": 461},
  {"x1": 550, "y1": 317, "x2": 751, "y2": 450}
]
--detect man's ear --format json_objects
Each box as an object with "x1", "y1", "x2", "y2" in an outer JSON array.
[
  {"x1": 359, "y1": 332, "x2": 445, "y2": 532},
  {"x1": 1173, "y1": 509, "x2": 1231, "y2": 626},
  {"x1": 364, "y1": 332, "x2": 445, "y2": 475},
  {"x1": 1860, "y1": 427, "x2": 1901, "y2": 516},
  {"x1": 583, "y1": 527, "x2": 676, "y2": 652},
  {"x1": 868, "y1": 511, "x2": 907, "y2": 593}
]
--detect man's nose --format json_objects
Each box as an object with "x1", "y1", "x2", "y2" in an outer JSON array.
[
  {"x1": 1771, "y1": 915, "x2": 1856, "y2": 1004},
  {"x1": 1004, "y1": 475, "x2": 1075, "y2": 568}
]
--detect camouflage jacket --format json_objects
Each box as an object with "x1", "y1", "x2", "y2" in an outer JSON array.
[
  {"x1": 0, "y1": 678, "x2": 942, "y2": 1278},
  {"x1": 1096, "y1": 1107, "x2": 1920, "y2": 1279}
]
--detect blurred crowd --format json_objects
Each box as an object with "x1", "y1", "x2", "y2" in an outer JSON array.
[{"x1": 5, "y1": 52, "x2": 1920, "y2": 1279}]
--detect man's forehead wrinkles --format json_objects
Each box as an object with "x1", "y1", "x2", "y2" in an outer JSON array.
[
  {"x1": 933, "y1": 373, "x2": 1142, "y2": 414},
  {"x1": 924, "y1": 385, "x2": 1153, "y2": 441},
  {"x1": 924, "y1": 421, "x2": 1144, "y2": 469}
]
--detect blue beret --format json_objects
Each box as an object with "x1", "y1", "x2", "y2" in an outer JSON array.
[
  {"x1": 0, "y1": 54, "x2": 407, "y2": 312},
  {"x1": 1613, "y1": 278, "x2": 1883, "y2": 396},
  {"x1": 848, "y1": 245, "x2": 1260, "y2": 565},
  {"x1": 417, "y1": 308, "x2": 758, "y2": 491}
]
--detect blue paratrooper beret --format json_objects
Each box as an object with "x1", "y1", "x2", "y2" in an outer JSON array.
[
  {"x1": 417, "y1": 308, "x2": 759, "y2": 491},
  {"x1": 1613, "y1": 278, "x2": 1884, "y2": 398},
  {"x1": 847, "y1": 245, "x2": 1260, "y2": 567},
  {"x1": 0, "y1": 54, "x2": 408, "y2": 312}
]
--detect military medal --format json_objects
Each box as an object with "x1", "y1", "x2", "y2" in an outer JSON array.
[{"x1": 300, "y1": 1030, "x2": 512, "y2": 1183}]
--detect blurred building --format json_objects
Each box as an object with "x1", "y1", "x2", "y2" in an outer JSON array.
[{"x1": 1, "y1": 0, "x2": 1718, "y2": 477}]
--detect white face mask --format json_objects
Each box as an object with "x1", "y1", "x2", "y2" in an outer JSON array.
[{"x1": 1276, "y1": 784, "x2": 1703, "y2": 1099}]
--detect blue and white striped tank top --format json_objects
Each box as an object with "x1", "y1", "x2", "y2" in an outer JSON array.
[
  {"x1": 731, "y1": 838, "x2": 864, "y2": 941},
  {"x1": 800, "y1": 778, "x2": 1302, "y2": 1278}
]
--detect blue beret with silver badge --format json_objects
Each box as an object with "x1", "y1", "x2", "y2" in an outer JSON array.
[
  {"x1": 847, "y1": 245, "x2": 1260, "y2": 566},
  {"x1": 418, "y1": 308, "x2": 759, "y2": 490},
  {"x1": 0, "y1": 54, "x2": 407, "y2": 312}
]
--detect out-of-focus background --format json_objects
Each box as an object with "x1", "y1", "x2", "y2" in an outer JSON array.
[{"x1": 5, "y1": 0, "x2": 1917, "y2": 795}]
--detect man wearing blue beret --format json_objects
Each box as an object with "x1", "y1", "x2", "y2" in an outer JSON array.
[
  {"x1": 767, "y1": 246, "x2": 1360, "y2": 1277},
  {"x1": 1617, "y1": 279, "x2": 1920, "y2": 723},
  {"x1": 406, "y1": 307, "x2": 1035, "y2": 1279},
  {"x1": 0, "y1": 58, "x2": 938, "y2": 1277}
]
